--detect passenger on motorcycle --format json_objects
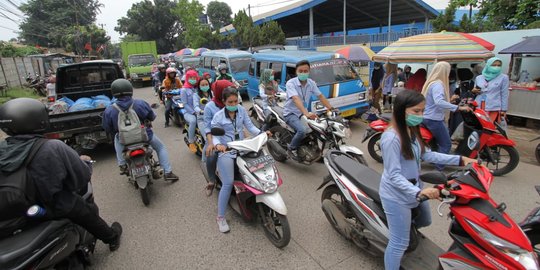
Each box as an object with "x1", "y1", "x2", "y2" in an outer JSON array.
[
  {"x1": 0, "y1": 98, "x2": 123, "y2": 251},
  {"x1": 203, "y1": 80, "x2": 235, "y2": 195},
  {"x1": 421, "y1": 62, "x2": 472, "y2": 170},
  {"x1": 259, "y1": 68, "x2": 284, "y2": 131},
  {"x1": 380, "y1": 90, "x2": 476, "y2": 270},
  {"x1": 162, "y1": 67, "x2": 183, "y2": 128},
  {"x1": 180, "y1": 70, "x2": 200, "y2": 153},
  {"x1": 216, "y1": 63, "x2": 239, "y2": 87},
  {"x1": 211, "y1": 87, "x2": 270, "y2": 233},
  {"x1": 194, "y1": 78, "x2": 212, "y2": 160},
  {"x1": 102, "y1": 79, "x2": 179, "y2": 181},
  {"x1": 202, "y1": 72, "x2": 212, "y2": 83},
  {"x1": 153, "y1": 64, "x2": 167, "y2": 97},
  {"x1": 283, "y1": 60, "x2": 334, "y2": 160}
]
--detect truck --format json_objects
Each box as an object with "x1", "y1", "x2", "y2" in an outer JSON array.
[
  {"x1": 120, "y1": 41, "x2": 157, "y2": 87},
  {"x1": 44, "y1": 61, "x2": 124, "y2": 152}
]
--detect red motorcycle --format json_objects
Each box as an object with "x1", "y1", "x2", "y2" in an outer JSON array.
[{"x1": 362, "y1": 101, "x2": 519, "y2": 176}]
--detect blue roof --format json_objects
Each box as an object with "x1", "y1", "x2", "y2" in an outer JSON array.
[
  {"x1": 252, "y1": 50, "x2": 341, "y2": 63},
  {"x1": 200, "y1": 49, "x2": 252, "y2": 58}
]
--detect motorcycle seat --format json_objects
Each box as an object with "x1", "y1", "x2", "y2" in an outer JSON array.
[
  {"x1": 0, "y1": 220, "x2": 71, "y2": 266},
  {"x1": 270, "y1": 106, "x2": 285, "y2": 120},
  {"x1": 332, "y1": 154, "x2": 382, "y2": 203},
  {"x1": 253, "y1": 98, "x2": 265, "y2": 109},
  {"x1": 379, "y1": 113, "x2": 392, "y2": 122}
]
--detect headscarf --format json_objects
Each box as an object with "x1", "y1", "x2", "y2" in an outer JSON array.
[
  {"x1": 183, "y1": 70, "x2": 199, "y2": 88},
  {"x1": 405, "y1": 68, "x2": 427, "y2": 92},
  {"x1": 259, "y1": 69, "x2": 274, "y2": 87},
  {"x1": 482, "y1": 57, "x2": 503, "y2": 81},
  {"x1": 211, "y1": 80, "x2": 234, "y2": 108},
  {"x1": 421, "y1": 61, "x2": 451, "y2": 100}
]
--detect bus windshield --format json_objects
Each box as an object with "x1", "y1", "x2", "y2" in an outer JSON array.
[
  {"x1": 229, "y1": 57, "x2": 251, "y2": 73},
  {"x1": 128, "y1": 54, "x2": 156, "y2": 67},
  {"x1": 310, "y1": 59, "x2": 358, "y2": 85}
]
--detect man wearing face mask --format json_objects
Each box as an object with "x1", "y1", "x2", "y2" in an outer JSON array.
[{"x1": 283, "y1": 60, "x2": 334, "y2": 160}]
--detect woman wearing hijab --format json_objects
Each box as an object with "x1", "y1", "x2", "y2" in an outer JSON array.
[
  {"x1": 421, "y1": 62, "x2": 472, "y2": 170},
  {"x1": 382, "y1": 63, "x2": 398, "y2": 111},
  {"x1": 370, "y1": 62, "x2": 385, "y2": 114},
  {"x1": 404, "y1": 68, "x2": 427, "y2": 92},
  {"x1": 258, "y1": 69, "x2": 283, "y2": 130},
  {"x1": 180, "y1": 69, "x2": 200, "y2": 153},
  {"x1": 472, "y1": 57, "x2": 509, "y2": 123}
]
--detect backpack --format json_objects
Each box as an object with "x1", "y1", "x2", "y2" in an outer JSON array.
[
  {"x1": 0, "y1": 138, "x2": 46, "y2": 238},
  {"x1": 113, "y1": 103, "x2": 149, "y2": 145}
]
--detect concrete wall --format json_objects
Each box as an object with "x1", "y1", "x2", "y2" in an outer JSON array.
[{"x1": 0, "y1": 57, "x2": 40, "y2": 88}]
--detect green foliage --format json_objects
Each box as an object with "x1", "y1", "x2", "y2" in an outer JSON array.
[
  {"x1": 120, "y1": 34, "x2": 142, "y2": 43},
  {"x1": 0, "y1": 87, "x2": 41, "y2": 104},
  {"x1": 173, "y1": 0, "x2": 206, "y2": 49},
  {"x1": 229, "y1": 10, "x2": 286, "y2": 48},
  {"x1": 525, "y1": 20, "x2": 540, "y2": 29},
  {"x1": 206, "y1": 1, "x2": 232, "y2": 30},
  {"x1": 432, "y1": 2, "x2": 460, "y2": 32},
  {"x1": 259, "y1": 21, "x2": 286, "y2": 45},
  {"x1": 63, "y1": 24, "x2": 110, "y2": 56},
  {"x1": 0, "y1": 42, "x2": 42, "y2": 57}
]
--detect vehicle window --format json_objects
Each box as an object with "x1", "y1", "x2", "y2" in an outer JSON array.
[
  {"x1": 128, "y1": 54, "x2": 155, "y2": 67},
  {"x1": 211, "y1": 58, "x2": 220, "y2": 70},
  {"x1": 229, "y1": 57, "x2": 251, "y2": 74},
  {"x1": 204, "y1": 57, "x2": 211, "y2": 68},
  {"x1": 80, "y1": 66, "x2": 103, "y2": 84},
  {"x1": 249, "y1": 59, "x2": 255, "y2": 76},
  {"x1": 285, "y1": 65, "x2": 296, "y2": 82},
  {"x1": 270, "y1": 62, "x2": 283, "y2": 84},
  {"x1": 256, "y1": 61, "x2": 268, "y2": 78},
  {"x1": 310, "y1": 58, "x2": 358, "y2": 86},
  {"x1": 63, "y1": 67, "x2": 81, "y2": 87},
  {"x1": 101, "y1": 66, "x2": 118, "y2": 82}
]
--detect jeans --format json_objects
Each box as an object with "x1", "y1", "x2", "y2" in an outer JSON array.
[
  {"x1": 381, "y1": 198, "x2": 432, "y2": 270},
  {"x1": 184, "y1": 113, "x2": 197, "y2": 143},
  {"x1": 423, "y1": 119, "x2": 452, "y2": 170},
  {"x1": 164, "y1": 99, "x2": 173, "y2": 125},
  {"x1": 217, "y1": 153, "x2": 235, "y2": 217},
  {"x1": 284, "y1": 114, "x2": 309, "y2": 150},
  {"x1": 114, "y1": 134, "x2": 172, "y2": 173}
]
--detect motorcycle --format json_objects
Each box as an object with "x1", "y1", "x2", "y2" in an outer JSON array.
[
  {"x1": 182, "y1": 98, "x2": 208, "y2": 156},
  {"x1": 531, "y1": 136, "x2": 540, "y2": 164},
  {"x1": 25, "y1": 74, "x2": 47, "y2": 96},
  {"x1": 521, "y1": 185, "x2": 540, "y2": 256},
  {"x1": 318, "y1": 132, "x2": 539, "y2": 269},
  {"x1": 362, "y1": 100, "x2": 519, "y2": 176},
  {"x1": 249, "y1": 92, "x2": 288, "y2": 129},
  {"x1": 207, "y1": 128, "x2": 290, "y2": 248},
  {"x1": 122, "y1": 142, "x2": 165, "y2": 206},
  {"x1": 164, "y1": 89, "x2": 185, "y2": 128},
  {"x1": 0, "y1": 183, "x2": 96, "y2": 270},
  {"x1": 266, "y1": 109, "x2": 366, "y2": 165}
]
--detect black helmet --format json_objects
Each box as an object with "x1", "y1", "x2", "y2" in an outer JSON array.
[
  {"x1": 0, "y1": 98, "x2": 49, "y2": 135},
  {"x1": 111, "y1": 78, "x2": 133, "y2": 97}
]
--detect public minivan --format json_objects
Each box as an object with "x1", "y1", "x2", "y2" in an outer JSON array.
[
  {"x1": 247, "y1": 50, "x2": 368, "y2": 117},
  {"x1": 198, "y1": 49, "x2": 252, "y2": 94}
]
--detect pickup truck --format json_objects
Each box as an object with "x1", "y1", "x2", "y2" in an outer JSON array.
[{"x1": 44, "y1": 61, "x2": 124, "y2": 152}]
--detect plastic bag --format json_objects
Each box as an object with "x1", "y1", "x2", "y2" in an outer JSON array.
[
  {"x1": 58, "y1": 97, "x2": 75, "y2": 107},
  {"x1": 92, "y1": 95, "x2": 111, "y2": 108},
  {"x1": 451, "y1": 122, "x2": 464, "y2": 141},
  {"x1": 68, "y1": 97, "x2": 95, "y2": 112},
  {"x1": 49, "y1": 101, "x2": 69, "y2": 115}
]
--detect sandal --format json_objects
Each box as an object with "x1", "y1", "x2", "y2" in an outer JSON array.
[{"x1": 205, "y1": 183, "x2": 215, "y2": 196}]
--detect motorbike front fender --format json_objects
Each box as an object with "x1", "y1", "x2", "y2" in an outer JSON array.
[
  {"x1": 136, "y1": 176, "x2": 149, "y2": 189},
  {"x1": 338, "y1": 144, "x2": 364, "y2": 156},
  {"x1": 256, "y1": 192, "x2": 287, "y2": 215},
  {"x1": 485, "y1": 133, "x2": 516, "y2": 147}
]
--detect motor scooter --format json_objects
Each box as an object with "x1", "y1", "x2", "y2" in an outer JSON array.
[{"x1": 521, "y1": 185, "x2": 540, "y2": 256}]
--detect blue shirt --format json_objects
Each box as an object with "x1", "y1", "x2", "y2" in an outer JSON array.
[
  {"x1": 180, "y1": 87, "x2": 195, "y2": 115},
  {"x1": 474, "y1": 74, "x2": 509, "y2": 112},
  {"x1": 382, "y1": 74, "x2": 395, "y2": 94},
  {"x1": 203, "y1": 101, "x2": 221, "y2": 135},
  {"x1": 102, "y1": 96, "x2": 156, "y2": 140},
  {"x1": 193, "y1": 92, "x2": 210, "y2": 114},
  {"x1": 380, "y1": 129, "x2": 460, "y2": 207},
  {"x1": 283, "y1": 77, "x2": 322, "y2": 117},
  {"x1": 423, "y1": 81, "x2": 458, "y2": 121},
  {"x1": 211, "y1": 106, "x2": 260, "y2": 146}
]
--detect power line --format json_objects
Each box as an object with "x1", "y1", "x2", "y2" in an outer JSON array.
[
  {"x1": 0, "y1": 25, "x2": 18, "y2": 31},
  {"x1": 0, "y1": 3, "x2": 24, "y2": 18},
  {"x1": 0, "y1": 10, "x2": 20, "y2": 24},
  {"x1": 6, "y1": 0, "x2": 21, "y2": 9}
]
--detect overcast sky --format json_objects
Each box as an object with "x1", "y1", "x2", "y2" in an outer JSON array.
[{"x1": 0, "y1": 0, "x2": 451, "y2": 43}]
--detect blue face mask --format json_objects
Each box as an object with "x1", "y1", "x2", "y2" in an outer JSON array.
[
  {"x1": 226, "y1": 105, "x2": 238, "y2": 112},
  {"x1": 188, "y1": 79, "x2": 197, "y2": 85},
  {"x1": 200, "y1": 86, "x2": 210, "y2": 92},
  {"x1": 297, "y1": 72, "x2": 309, "y2": 81},
  {"x1": 406, "y1": 114, "x2": 423, "y2": 127}
]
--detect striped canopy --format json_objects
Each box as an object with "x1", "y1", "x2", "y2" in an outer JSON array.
[
  {"x1": 176, "y1": 48, "x2": 194, "y2": 56},
  {"x1": 372, "y1": 31, "x2": 495, "y2": 63},
  {"x1": 335, "y1": 45, "x2": 375, "y2": 62}
]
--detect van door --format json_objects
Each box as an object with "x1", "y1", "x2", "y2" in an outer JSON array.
[{"x1": 247, "y1": 58, "x2": 258, "y2": 99}]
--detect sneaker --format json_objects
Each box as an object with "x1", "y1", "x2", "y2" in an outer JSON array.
[
  {"x1": 108, "y1": 222, "x2": 123, "y2": 251},
  {"x1": 164, "y1": 172, "x2": 179, "y2": 182},
  {"x1": 287, "y1": 148, "x2": 300, "y2": 161},
  {"x1": 188, "y1": 143, "x2": 197, "y2": 153},
  {"x1": 119, "y1": 165, "x2": 128, "y2": 175},
  {"x1": 154, "y1": 92, "x2": 158, "y2": 96},
  {"x1": 216, "y1": 217, "x2": 230, "y2": 233}
]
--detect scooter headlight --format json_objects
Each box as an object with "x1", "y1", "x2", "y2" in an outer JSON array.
[
  {"x1": 253, "y1": 168, "x2": 278, "y2": 193},
  {"x1": 466, "y1": 219, "x2": 540, "y2": 269}
]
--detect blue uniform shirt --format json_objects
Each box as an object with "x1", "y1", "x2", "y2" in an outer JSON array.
[
  {"x1": 211, "y1": 106, "x2": 260, "y2": 146},
  {"x1": 423, "y1": 81, "x2": 458, "y2": 121},
  {"x1": 283, "y1": 77, "x2": 322, "y2": 117},
  {"x1": 474, "y1": 74, "x2": 509, "y2": 112},
  {"x1": 203, "y1": 101, "x2": 221, "y2": 135},
  {"x1": 180, "y1": 87, "x2": 195, "y2": 115}
]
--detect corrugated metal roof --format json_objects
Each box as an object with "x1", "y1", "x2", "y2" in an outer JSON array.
[{"x1": 499, "y1": 36, "x2": 540, "y2": 54}]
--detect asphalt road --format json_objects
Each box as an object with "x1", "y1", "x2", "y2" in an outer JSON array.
[{"x1": 88, "y1": 86, "x2": 539, "y2": 269}]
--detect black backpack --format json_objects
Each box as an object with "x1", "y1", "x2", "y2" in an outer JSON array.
[{"x1": 0, "y1": 138, "x2": 46, "y2": 238}]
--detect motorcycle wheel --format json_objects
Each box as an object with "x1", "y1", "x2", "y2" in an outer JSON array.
[
  {"x1": 367, "y1": 134, "x2": 383, "y2": 163},
  {"x1": 483, "y1": 145, "x2": 519, "y2": 176},
  {"x1": 268, "y1": 126, "x2": 289, "y2": 162},
  {"x1": 249, "y1": 108, "x2": 262, "y2": 129},
  {"x1": 259, "y1": 204, "x2": 290, "y2": 249},
  {"x1": 321, "y1": 185, "x2": 350, "y2": 239},
  {"x1": 140, "y1": 187, "x2": 150, "y2": 206},
  {"x1": 535, "y1": 143, "x2": 540, "y2": 164}
]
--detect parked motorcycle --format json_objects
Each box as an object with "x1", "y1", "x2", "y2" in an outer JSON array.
[
  {"x1": 266, "y1": 109, "x2": 366, "y2": 165},
  {"x1": 249, "y1": 92, "x2": 288, "y2": 129},
  {"x1": 521, "y1": 185, "x2": 540, "y2": 256},
  {"x1": 362, "y1": 100, "x2": 519, "y2": 176},
  {"x1": 122, "y1": 143, "x2": 164, "y2": 206},
  {"x1": 25, "y1": 73, "x2": 47, "y2": 96},
  {"x1": 207, "y1": 128, "x2": 290, "y2": 248},
  {"x1": 319, "y1": 134, "x2": 539, "y2": 269},
  {"x1": 0, "y1": 183, "x2": 96, "y2": 269}
]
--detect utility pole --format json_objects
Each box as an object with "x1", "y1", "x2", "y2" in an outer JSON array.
[{"x1": 248, "y1": 4, "x2": 251, "y2": 18}]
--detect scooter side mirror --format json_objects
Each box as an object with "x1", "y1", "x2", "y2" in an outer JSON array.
[
  {"x1": 211, "y1": 127, "x2": 225, "y2": 136},
  {"x1": 420, "y1": 171, "x2": 448, "y2": 185}
]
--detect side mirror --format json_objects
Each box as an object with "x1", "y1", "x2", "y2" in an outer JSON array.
[
  {"x1": 420, "y1": 171, "x2": 448, "y2": 185},
  {"x1": 211, "y1": 127, "x2": 225, "y2": 136}
]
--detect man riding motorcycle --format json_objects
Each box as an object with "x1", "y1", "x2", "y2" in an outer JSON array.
[
  {"x1": 102, "y1": 79, "x2": 179, "y2": 181},
  {"x1": 153, "y1": 64, "x2": 167, "y2": 98},
  {"x1": 0, "y1": 98, "x2": 123, "y2": 251}
]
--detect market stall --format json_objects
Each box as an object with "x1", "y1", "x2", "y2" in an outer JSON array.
[{"x1": 499, "y1": 36, "x2": 540, "y2": 120}]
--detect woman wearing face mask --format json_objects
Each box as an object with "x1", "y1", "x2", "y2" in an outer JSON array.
[
  {"x1": 194, "y1": 78, "x2": 212, "y2": 160},
  {"x1": 211, "y1": 87, "x2": 270, "y2": 233},
  {"x1": 259, "y1": 68, "x2": 283, "y2": 130},
  {"x1": 180, "y1": 69, "x2": 200, "y2": 153},
  {"x1": 421, "y1": 62, "x2": 472, "y2": 171},
  {"x1": 380, "y1": 90, "x2": 476, "y2": 270},
  {"x1": 472, "y1": 57, "x2": 509, "y2": 123}
]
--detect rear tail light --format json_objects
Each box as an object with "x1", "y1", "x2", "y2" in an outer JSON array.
[
  {"x1": 130, "y1": 149, "x2": 146, "y2": 157},
  {"x1": 45, "y1": 133, "x2": 61, "y2": 139},
  {"x1": 48, "y1": 96, "x2": 55, "y2": 103}
]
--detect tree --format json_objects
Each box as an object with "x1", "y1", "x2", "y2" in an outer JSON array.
[
  {"x1": 173, "y1": 0, "x2": 206, "y2": 48},
  {"x1": 206, "y1": 1, "x2": 232, "y2": 30},
  {"x1": 0, "y1": 42, "x2": 42, "y2": 57},
  {"x1": 231, "y1": 10, "x2": 259, "y2": 48},
  {"x1": 432, "y1": 2, "x2": 460, "y2": 32},
  {"x1": 63, "y1": 24, "x2": 110, "y2": 56},
  {"x1": 115, "y1": 0, "x2": 181, "y2": 53},
  {"x1": 19, "y1": 0, "x2": 102, "y2": 47},
  {"x1": 259, "y1": 21, "x2": 286, "y2": 45}
]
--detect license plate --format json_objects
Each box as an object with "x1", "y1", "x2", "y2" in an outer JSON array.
[
  {"x1": 132, "y1": 165, "x2": 149, "y2": 177},
  {"x1": 142, "y1": 77, "x2": 151, "y2": 81},
  {"x1": 246, "y1": 155, "x2": 275, "y2": 172},
  {"x1": 341, "y1": 108, "x2": 356, "y2": 118}
]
